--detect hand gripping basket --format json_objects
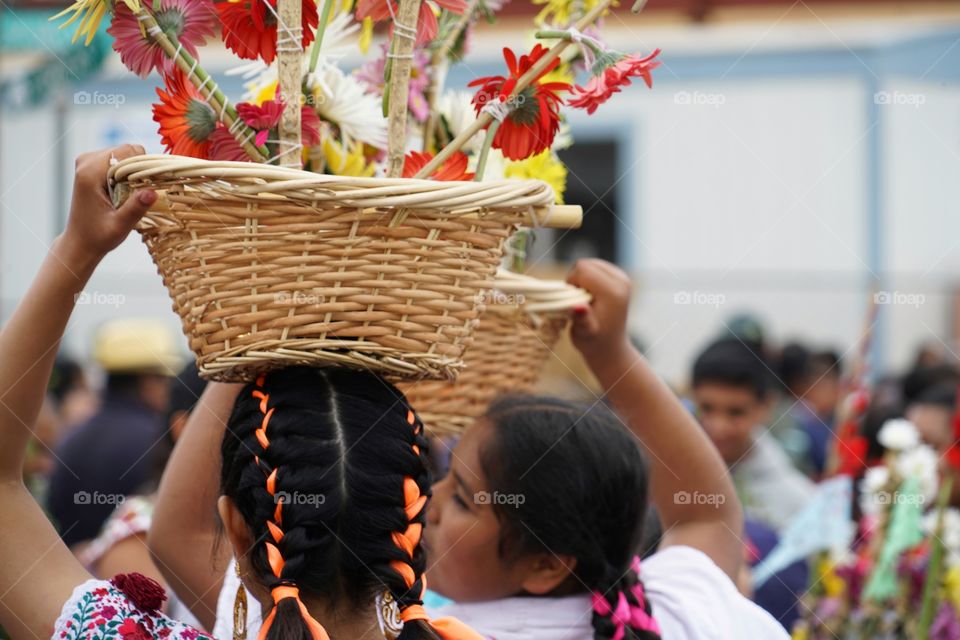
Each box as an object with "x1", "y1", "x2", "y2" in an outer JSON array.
[
  {"x1": 108, "y1": 155, "x2": 581, "y2": 381},
  {"x1": 399, "y1": 270, "x2": 591, "y2": 436}
]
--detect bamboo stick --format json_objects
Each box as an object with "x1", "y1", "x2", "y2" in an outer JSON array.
[
  {"x1": 277, "y1": 0, "x2": 304, "y2": 168},
  {"x1": 385, "y1": 0, "x2": 424, "y2": 177}
]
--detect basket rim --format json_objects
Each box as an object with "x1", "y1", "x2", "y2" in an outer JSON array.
[{"x1": 108, "y1": 154, "x2": 558, "y2": 211}]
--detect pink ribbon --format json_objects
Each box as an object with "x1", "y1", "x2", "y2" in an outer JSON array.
[{"x1": 591, "y1": 557, "x2": 662, "y2": 638}]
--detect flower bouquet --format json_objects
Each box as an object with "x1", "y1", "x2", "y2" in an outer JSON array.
[
  {"x1": 792, "y1": 416, "x2": 960, "y2": 640},
  {"x1": 55, "y1": 0, "x2": 661, "y2": 380}
]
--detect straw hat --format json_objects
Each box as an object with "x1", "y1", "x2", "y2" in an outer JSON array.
[{"x1": 93, "y1": 318, "x2": 184, "y2": 376}]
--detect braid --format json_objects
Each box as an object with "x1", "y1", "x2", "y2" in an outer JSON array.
[
  {"x1": 250, "y1": 374, "x2": 329, "y2": 640},
  {"x1": 591, "y1": 559, "x2": 661, "y2": 640},
  {"x1": 220, "y1": 367, "x2": 482, "y2": 640}
]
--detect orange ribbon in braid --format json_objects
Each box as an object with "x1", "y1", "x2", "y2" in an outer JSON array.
[
  {"x1": 391, "y1": 408, "x2": 485, "y2": 640},
  {"x1": 251, "y1": 374, "x2": 329, "y2": 640}
]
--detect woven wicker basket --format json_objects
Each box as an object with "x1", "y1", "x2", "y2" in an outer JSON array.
[
  {"x1": 108, "y1": 155, "x2": 582, "y2": 381},
  {"x1": 399, "y1": 270, "x2": 590, "y2": 436}
]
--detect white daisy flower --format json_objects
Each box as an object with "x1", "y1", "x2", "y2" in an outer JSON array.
[
  {"x1": 877, "y1": 418, "x2": 921, "y2": 452},
  {"x1": 307, "y1": 66, "x2": 388, "y2": 150}
]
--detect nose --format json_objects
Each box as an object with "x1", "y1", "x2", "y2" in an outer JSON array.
[{"x1": 427, "y1": 477, "x2": 449, "y2": 526}]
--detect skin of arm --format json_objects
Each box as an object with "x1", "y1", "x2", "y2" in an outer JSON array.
[
  {"x1": 148, "y1": 382, "x2": 242, "y2": 630},
  {"x1": 0, "y1": 145, "x2": 157, "y2": 638},
  {"x1": 567, "y1": 258, "x2": 744, "y2": 581}
]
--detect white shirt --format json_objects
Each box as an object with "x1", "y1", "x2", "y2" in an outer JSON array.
[{"x1": 215, "y1": 546, "x2": 788, "y2": 639}]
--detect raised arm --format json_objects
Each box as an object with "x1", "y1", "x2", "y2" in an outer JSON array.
[
  {"x1": 0, "y1": 145, "x2": 156, "y2": 638},
  {"x1": 567, "y1": 259, "x2": 744, "y2": 580},
  {"x1": 148, "y1": 381, "x2": 241, "y2": 630}
]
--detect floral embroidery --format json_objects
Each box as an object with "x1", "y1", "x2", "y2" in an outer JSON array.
[{"x1": 55, "y1": 579, "x2": 213, "y2": 640}]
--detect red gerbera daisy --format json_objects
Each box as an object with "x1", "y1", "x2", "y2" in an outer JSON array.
[
  {"x1": 403, "y1": 151, "x2": 474, "y2": 180},
  {"x1": 236, "y1": 99, "x2": 323, "y2": 147},
  {"x1": 216, "y1": 0, "x2": 318, "y2": 65},
  {"x1": 208, "y1": 125, "x2": 249, "y2": 161},
  {"x1": 469, "y1": 44, "x2": 570, "y2": 162},
  {"x1": 152, "y1": 70, "x2": 218, "y2": 158},
  {"x1": 356, "y1": 0, "x2": 466, "y2": 46},
  {"x1": 568, "y1": 49, "x2": 661, "y2": 115}
]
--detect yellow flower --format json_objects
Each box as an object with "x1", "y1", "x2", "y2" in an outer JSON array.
[
  {"x1": 359, "y1": 16, "x2": 374, "y2": 54},
  {"x1": 505, "y1": 150, "x2": 567, "y2": 204},
  {"x1": 244, "y1": 79, "x2": 279, "y2": 107},
  {"x1": 945, "y1": 566, "x2": 960, "y2": 611},
  {"x1": 541, "y1": 62, "x2": 574, "y2": 89},
  {"x1": 532, "y1": 0, "x2": 616, "y2": 27},
  {"x1": 791, "y1": 627, "x2": 808, "y2": 640},
  {"x1": 52, "y1": 0, "x2": 140, "y2": 45},
  {"x1": 816, "y1": 558, "x2": 845, "y2": 599},
  {"x1": 322, "y1": 139, "x2": 376, "y2": 177}
]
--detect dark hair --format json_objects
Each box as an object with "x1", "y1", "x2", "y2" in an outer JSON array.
[
  {"x1": 913, "y1": 382, "x2": 958, "y2": 411},
  {"x1": 220, "y1": 366, "x2": 452, "y2": 640},
  {"x1": 903, "y1": 365, "x2": 960, "y2": 407},
  {"x1": 777, "y1": 343, "x2": 811, "y2": 394},
  {"x1": 105, "y1": 372, "x2": 144, "y2": 398},
  {"x1": 809, "y1": 350, "x2": 841, "y2": 379},
  {"x1": 479, "y1": 395, "x2": 660, "y2": 640},
  {"x1": 692, "y1": 338, "x2": 770, "y2": 400}
]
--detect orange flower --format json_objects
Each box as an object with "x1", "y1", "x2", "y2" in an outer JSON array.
[
  {"x1": 152, "y1": 70, "x2": 217, "y2": 158},
  {"x1": 403, "y1": 151, "x2": 474, "y2": 181}
]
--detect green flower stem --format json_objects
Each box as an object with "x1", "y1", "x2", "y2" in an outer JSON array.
[
  {"x1": 917, "y1": 477, "x2": 954, "y2": 640},
  {"x1": 308, "y1": 0, "x2": 337, "y2": 74},
  {"x1": 534, "y1": 28, "x2": 605, "y2": 56},
  {"x1": 473, "y1": 117, "x2": 502, "y2": 181},
  {"x1": 136, "y1": 7, "x2": 268, "y2": 162}
]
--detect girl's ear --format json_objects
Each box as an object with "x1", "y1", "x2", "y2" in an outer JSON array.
[
  {"x1": 217, "y1": 495, "x2": 253, "y2": 559},
  {"x1": 519, "y1": 553, "x2": 577, "y2": 595}
]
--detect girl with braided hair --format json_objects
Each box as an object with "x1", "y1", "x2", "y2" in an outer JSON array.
[
  {"x1": 422, "y1": 260, "x2": 790, "y2": 640},
  {"x1": 0, "y1": 147, "x2": 482, "y2": 640}
]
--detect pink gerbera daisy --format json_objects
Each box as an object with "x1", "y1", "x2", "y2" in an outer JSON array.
[
  {"x1": 108, "y1": 0, "x2": 218, "y2": 78},
  {"x1": 568, "y1": 49, "x2": 661, "y2": 115}
]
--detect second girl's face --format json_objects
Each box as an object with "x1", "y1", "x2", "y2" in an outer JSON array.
[{"x1": 424, "y1": 420, "x2": 531, "y2": 601}]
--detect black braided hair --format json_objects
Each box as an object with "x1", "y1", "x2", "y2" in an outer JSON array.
[
  {"x1": 219, "y1": 366, "x2": 445, "y2": 640},
  {"x1": 480, "y1": 395, "x2": 662, "y2": 640}
]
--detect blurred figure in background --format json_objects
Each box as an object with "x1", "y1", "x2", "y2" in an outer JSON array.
[
  {"x1": 76, "y1": 363, "x2": 206, "y2": 625},
  {"x1": 45, "y1": 318, "x2": 183, "y2": 549},
  {"x1": 691, "y1": 338, "x2": 815, "y2": 532}
]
